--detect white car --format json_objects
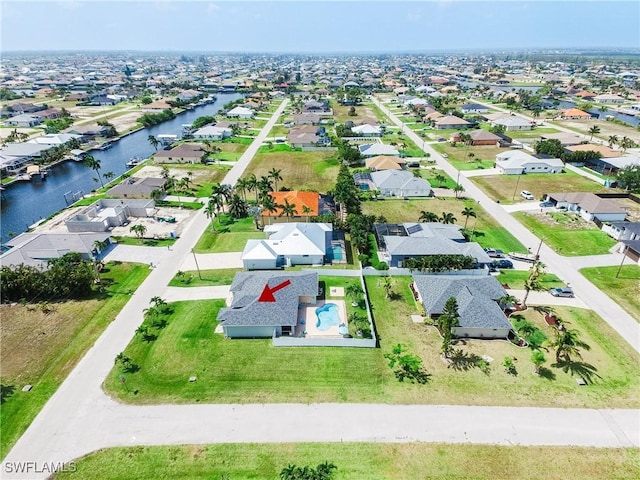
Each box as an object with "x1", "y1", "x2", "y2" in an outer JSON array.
[{"x1": 520, "y1": 190, "x2": 535, "y2": 200}]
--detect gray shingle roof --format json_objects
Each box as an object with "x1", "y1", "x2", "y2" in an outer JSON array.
[
  {"x1": 218, "y1": 271, "x2": 318, "y2": 327},
  {"x1": 385, "y1": 237, "x2": 491, "y2": 263},
  {"x1": 412, "y1": 275, "x2": 511, "y2": 330}
]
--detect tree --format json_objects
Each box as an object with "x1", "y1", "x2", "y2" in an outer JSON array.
[
  {"x1": 301, "y1": 205, "x2": 313, "y2": 221},
  {"x1": 498, "y1": 294, "x2": 518, "y2": 312},
  {"x1": 434, "y1": 173, "x2": 447, "y2": 187},
  {"x1": 619, "y1": 136, "x2": 636, "y2": 154},
  {"x1": 460, "y1": 206, "x2": 476, "y2": 229},
  {"x1": 345, "y1": 283, "x2": 364, "y2": 306},
  {"x1": 549, "y1": 327, "x2": 591, "y2": 363},
  {"x1": 418, "y1": 210, "x2": 439, "y2": 223},
  {"x1": 279, "y1": 198, "x2": 298, "y2": 218},
  {"x1": 228, "y1": 193, "x2": 249, "y2": 219},
  {"x1": 205, "y1": 199, "x2": 218, "y2": 231},
  {"x1": 83, "y1": 154, "x2": 103, "y2": 187},
  {"x1": 439, "y1": 296, "x2": 459, "y2": 358},
  {"x1": 103, "y1": 171, "x2": 115, "y2": 184},
  {"x1": 439, "y1": 212, "x2": 457, "y2": 224},
  {"x1": 534, "y1": 139, "x2": 564, "y2": 158},
  {"x1": 587, "y1": 125, "x2": 601, "y2": 141},
  {"x1": 130, "y1": 224, "x2": 147, "y2": 241},
  {"x1": 383, "y1": 344, "x2": 429, "y2": 384},
  {"x1": 148, "y1": 135, "x2": 159, "y2": 151},
  {"x1": 522, "y1": 261, "x2": 545, "y2": 308},
  {"x1": 615, "y1": 164, "x2": 640, "y2": 192},
  {"x1": 531, "y1": 350, "x2": 546, "y2": 375},
  {"x1": 245, "y1": 174, "x2": 258, "y2": 202},
  {"x1": 150, "y1": 188, "x2": 164, "y2": 202},
  {"x1": 608, "y1": 135, "x2": 618, "y2": 148},
  {"x1": 380, "y1": 275, "x2": 393, "y2": 299},
  {"x1": 268, "y1": 167, "x2": 283, "y2": 192},
  {"x1": 453, "y1": 183, "x2": 465, "y2": 199}
]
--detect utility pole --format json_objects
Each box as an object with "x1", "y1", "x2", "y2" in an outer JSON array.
[
  {"x1": 512, "y1": 174, "x2": 522, "y2": 201},
  {"x1": 191, "y1": 248, "x2": 202, "y2": 280},
  {"x1": 616, "y1": 244, "x2": 628, "y2": 278}
]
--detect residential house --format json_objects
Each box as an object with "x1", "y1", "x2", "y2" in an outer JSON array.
[
  {"x1": 192, "y1": 125, "x2": 233, "y2": 141},
  {"x1": 65, "y1": 199, "x2": 154, "y2": 233},
  {"x1": 142, "y1": 99, "x2": 173, "y2": 112},
  {"x1": 302, "y1": 100, "x2": 332, "y2": 115},
  {"x1": 451, "y1": 129, "x2": 505, "y2": 146},
  {"x1": 351, "y1": 124, "x2": 382, "y2": 137},
  {"x1": 491, "y1": 116, "x2": 533, "y2": 131},
  {"x1": 106, "y1": 176, "x2": 166, "y2": 199},
  {"x1": 565, "y1": 144, "x2": 621, "y2": 159},
  {"x1": 594, "y1": 93, "x2": 625, "y2": 104},
  {"x1": 602, "y1": 221, "x2": 640, "y2": 241},
  {"x1": 261, "y1": 190, "x2": 333, "y2": 225},
  {"x1": 412, "y1": 275, "x2": 512, "y2": 339},
  {"x1": 365, "y1": 155, "x2": 406, "y2": 171},
  {"x1": 585, "y1": 154, "x2": 639, "y2": 176},
  {"x1": 242, "y1": 222, "x2": 333, "y2": 269},
  {"x1": 153, "y1": 143, "x2": 205, "y2": 164},
  {"x1": 560, "y1": 108, "x2": 592, "y2": 120},
  {"x1": 28, "y1": 133, "x2": 81, "y2": 146},
  {"x1": 64, "y1": 125, "x2": 109, "y2": 141},
  {"x1": 495, "y1": 150, "x2": 564, "y2": 175},
  {"x1": 434, "y1": 115, "x2": 471, "y2": 130},
  {"x1": 544, "y1": 192, "x2": 627, "y2": 222},
  {"x1": 574, "y1": 91, "x2": 596, "y2": 100},
  {"x1": 5, "y1": 113, "x2": 42, "y2": 127},
  {"x1": 293, "y1": 113, "x2": 321, "y2": 125},
  {"x1": 355, "y1": 170, "x2": 433, "y2": 197},
  {"x1": 32, "y1": 108, "x2": 62, "y2": 121},
  {"x1": 226, "y1": 106, "x2": 254, "y2": 119},
  {"x1": 287, "y1": 125, "x2": 330, "y2": 148},
  {"x1": 217, "y1": 271, "x2": 319, "y2": 338},
  {"x1": 358, "y1": 143, "x2": 400, "y2": 158},
  {"x1": 0, "y1": 232, "x2": 112, "y2": 269},
  {"x1": 539, "y1": 132, "x2": 584, "y2": 146},
  {"x1": 618, "y1": 240, "x2": 640, "y2": 265},
  {"x1": 460, "y1": 103, "x2": 490, "y2": 114}
]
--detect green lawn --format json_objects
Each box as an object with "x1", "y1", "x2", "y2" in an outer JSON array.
[
  {"x1": 514, "y1": 211, "x2": 617, "y2": 256},
  {"x1": 102, "y1": 277, "x2": 639, "y2": 408},
  {"x1": 496, "y1": 270, "x2": 565, "y2": 290},
  {"x1": 194, "y1": 217, "x2": 263, "y2": 253},
  {"x1": 362, "y1": 198, "x2": 527, "y2": 253},
  {"x1": 580, "y1": 265, "x2": 640, "y2": 322},
  {"x1": 423, "y1": 168, "x2": 457, "y2": 189},
  {"x1": 54, "y1": 443, "x2": 639, "y2": 480},
  {"x1": 471, "y1": 169, "x2": 610, "y2": 204},
  {"x1": 111, "y1": 236, "x2": 176, "y2": 247},
  {"x1": 168, "y1": 268, "x2": 242, "y2": 287},
  {"x1": 0, "y1": 262, "x2": 150, "y2": 459},
  {"x1": 432, "y1": 143, "x2": 502, "y2": 171}
]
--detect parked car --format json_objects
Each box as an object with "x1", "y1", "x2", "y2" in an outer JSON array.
[
  {"x1": 484, "y1": 248, "x2": 505, "y2": 258},
  {"x1": 549, "y1": 287, "x2": 574, "y2": 298},
  {"x1": 520, "y1": 190, "x2": 535, "y2": 200},
  {"x1": 442, "y1": 153, "x2": 449, "y2": 158},
  {"x1": 492, "y1": 259, "x2": 514, "y2": 269},
  {"x1": 539, "y1": 201, "x2": 554, "y2": 208}
]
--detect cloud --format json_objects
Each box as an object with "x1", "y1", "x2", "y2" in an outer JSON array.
[{"x1": 207, "y1": 2, "x2": 222, "y2": 17}]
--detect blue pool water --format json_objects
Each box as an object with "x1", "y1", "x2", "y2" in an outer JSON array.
[
  {"x1": 331, "y1": 245, "x2": 344, "y2": 261},
  {"x1": 316, "y1": 303, "x2": 340, "y2": 331}
]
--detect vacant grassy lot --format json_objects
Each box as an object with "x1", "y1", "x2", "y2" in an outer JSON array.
[
  {"x1": 362, "y1": 198, "x2": 527, "y2": 253},
  {"x1": 103, "y1": 277, "x2": 639, "y2": 408},
  {"x1": 471, "y1": 169, "x2": 609, "y2": 204},
  {"x1": 161, "y1": 164, "x2": 231, "y2": 198},
  {"x1": 332, "y1": 101, "x2": 387, "y2": 124},
  {"x1": 243, "y1": 150, "x2": 340, "y2": 192},
  {"x1": 194, "y1": 217, "x2": 263, "y2": 253},
  {"x1": 432, "y1": 143, "x2": 503, "y2": 170},
  {"x1": 55, "y1": 443, "x2": 639, "y2": 480},
  {"x1": 515, "y1": 211, "x2": 617, "y2": 256},
  {"x1": 0, "y1": 262, "x2": 149, "y2": 459},
  {"x1": 496, "y1": 270, "x2": 565, "y2": 290},
  {"x1": 581, "y1": 265, "x2": 640, "y2": 322}
]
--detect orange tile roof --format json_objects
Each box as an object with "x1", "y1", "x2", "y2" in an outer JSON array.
[
  {"x1": 561, "y1": 108, "x2": 591, "y2": 118},
  {"x1": 265, "y1": 191, "x2": 319, "y2": 216}
]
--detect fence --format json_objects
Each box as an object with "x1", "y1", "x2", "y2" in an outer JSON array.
[{"x1": 272, "y1": 335, "x2": 376, "y2": 348}]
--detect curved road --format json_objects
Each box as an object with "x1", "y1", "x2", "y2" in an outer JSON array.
[{"x1": 3, "y1": 98, "x2": 639, "y2": 480}]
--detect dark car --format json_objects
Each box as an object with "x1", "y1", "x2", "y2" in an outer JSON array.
[
  {"x1": 492, "y1": 259, "x2": 514, "y2": 269},
  {"x1": 484, "y1": 248, "x2": 505, "y2": 258},
  {"x1": 539, "y1": 201, "x2": 554, "y2": 208},
  {"x1": 549, "y1": 287, "x2": 574, "y2": 298}
]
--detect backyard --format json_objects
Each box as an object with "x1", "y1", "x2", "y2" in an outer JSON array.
[
  {"x1": 514, "y1": 211, "x2": 617, "y2": 256},
  {"x1": 470, "y1": 169, "x2": 610, "y2": 204},
  {"x1": 361, "y1": 198, "x2": 527, "y2": 253},
  {"x1": 580, "y1": 265, "x2": 640, "y2": 322},
  {"x1": 54, "y1": 443, "x2": 639, "y2": 480},
  {"x1": 0, "y1": 262, "x2": 150, "y2": 459},
  {"x1": 243, "y1": 150, "x2": 340, "y2": 192},
  {"x1": 102, "y1": 277, "x2": 639, "y2": 408}
]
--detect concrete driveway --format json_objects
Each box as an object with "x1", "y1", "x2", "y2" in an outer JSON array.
[{"x1": 506, "y1": 289, "x2": 589, "y2": 308}]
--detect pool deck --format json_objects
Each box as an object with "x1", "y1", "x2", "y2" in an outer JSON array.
[{"x1": 298, "y1": 299, "x2": 348, "y2": 338}]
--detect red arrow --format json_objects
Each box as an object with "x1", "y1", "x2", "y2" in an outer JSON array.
[{"x1": 258, "y1": 279, "x2": 291, "y2": 302}]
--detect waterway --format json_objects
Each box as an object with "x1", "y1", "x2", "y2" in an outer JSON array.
[{"x1": 0, "y1": 93, "x2": 242, "y2": 243}]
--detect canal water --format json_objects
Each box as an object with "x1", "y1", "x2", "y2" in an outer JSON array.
[{"x1": 1, "y1": 93, "x2": 242, "y2": 243}]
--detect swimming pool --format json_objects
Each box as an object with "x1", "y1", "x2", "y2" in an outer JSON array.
[
  {"x1": 331, "y1": 245, "x2": 344, "y2": 261},
  {"x1": 316, "y1": 303, "x2": 340, "y2": 331}
]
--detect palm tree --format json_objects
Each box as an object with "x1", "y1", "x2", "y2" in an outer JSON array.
[
  {"x1": 268, "y1": 168, "x2": 283, "y2": 192},
  {"x1": 209, "y1": 191, "x2": 225, "y2": 215},
  {"x1": 587, "y1": 125, "x2": 601, "y2": 141},
  {"x1": 228, "y1": 194, "x2": 248, "y2": 219},
  {"x1": 620, "y1": 136, "x2": 635, "y2": 154},
  {"x1": 103, "y1": 171, "x2": 115, "y2": 184},
  {"x1": 205, "y1": 199, "x2": 217, "y2": 232},
  {"x1": 380, "y1": 275, "x2": 393, "y2": 299},
  {"x1": 83, "y1": 154, "x2": 103, "y2": 187},
  {"x1": 258, "y1": 175, "x2": 273, "y2": 196},
  {"x1": 279, "y1": 198, "x2": 298, "y2": 218},
  {"x1": 434, "y1": 173, "x2": 447, "y2": 187},
  {"x1": 150, "y1": 188, "x2": 164, "y2": 202},
  {"x1": 522, "y1": 261, "x2": 545, "y2": 308},
  {"x1": 440, "y1": 212, "x2": 457, "y2": 224},
  {"x1": 245, "y1": 174, "x2": 258, "y2": 202},
  {"x1": 549, "y1": 327, "x2": 591, "y2": 363},
  {"x1": 148, "y1": 134, "x2": 159, "y2": 150},
  {"x1": 608, "y1": 135, "x2": 618, "y2": 148},
  {"x1": 453, "y1": 183, "x2": 465, "y2": 199},
  {"x1": 418, "y1": 210, "x2": 439, "y2": 223},
  {"x1": 261, "y1": 195, "x2": 279, "y2": 222},
  {"x1": 130, "y1": 224, "x2": 147, "y2": 241},
  {"x1": 498, "y1": 294, "x2": 518, "y2": 313},
  {"x1": 235, "y1": 177, "x2": 249, "y2": 201},
  {"x1": 460, "y1": 206, "x2": 476, "y2": 229},
  {"x1": 345, "y1": 283, "x2": 364, "y2": 306},
  {"x1": 301, "y1": 205, "x2": 313, "y2": 222}
]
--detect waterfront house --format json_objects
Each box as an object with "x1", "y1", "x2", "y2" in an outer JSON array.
[
  {"x1": 107, "y1": 176, "x2": 166, "y2": 199},
  {"x1": 65, "y1": 199, "x2": 154, "y2": 233},
  {"x1": 560, "y1": 108, "x2": 592, "y2": 120},
  {"x1": 192, "y1": 125, "x2": 233, "y2": 141},
  {"x1": 226, "y1": 106, "x2": 254, "y2": 119},
  {"x1": 153, "y1": 144, "x2": 206, "y2": 164}
]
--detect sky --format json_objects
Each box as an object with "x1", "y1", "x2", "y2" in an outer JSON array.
[{"x1": 1, "y1": 0, "x2": 639, "y2": 53}]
